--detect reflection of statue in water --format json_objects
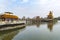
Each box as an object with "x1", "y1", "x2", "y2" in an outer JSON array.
[{"x1": 47, "y1": 22, "x2": 53, "y2": 32}]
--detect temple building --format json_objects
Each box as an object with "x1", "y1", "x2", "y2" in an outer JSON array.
[
  {"x1": 47, "y1": 11, "x2": 53, "y2": 19},
  {"x1": 0, "y1": 12, "x2": 19, "y2": 21}
]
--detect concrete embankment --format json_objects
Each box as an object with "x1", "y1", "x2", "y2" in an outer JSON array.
[
  {"x1": 0, "y1": 23, "x2": 25, "y2": 28},
  {"x1": 0, "y1": 22, "x2": 26, "y2": 31},
  {"x1": 0, "y1": 24, "x2": 25, "y2": 31}
]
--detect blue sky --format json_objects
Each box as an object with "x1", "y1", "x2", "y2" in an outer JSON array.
[{"x1": 0, "y1": 0, "x2": 60, "y2": 18}]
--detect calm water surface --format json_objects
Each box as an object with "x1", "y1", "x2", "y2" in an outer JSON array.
[{"x1": 0, "y1": 21, "x2": 60, "y2": 40}]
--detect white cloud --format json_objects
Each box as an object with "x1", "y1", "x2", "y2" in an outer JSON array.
[
  {"x1": 40, "y1": 0, "x2": 49, "y2": 4},
  {"x1": 21, "y1": 0, "x2": 29, "y2": 3},
  {"x1": 8, "y1": 0, "x2": 60, "y2": 18},
  {"x1": 0, "y1": 0, "x2": 17, "y2": 13},
  {"x1": 0, "y1": 0, "x2": 60, "y2": 17}
]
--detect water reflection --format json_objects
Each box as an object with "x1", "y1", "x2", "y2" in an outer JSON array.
[
  {"x1": 35, "y1": 23, "x2": 40, "y2": 27},
  {"x1": 0, "y1": 26, "x2": 26, "y2": 40},
  {"x1": 27, "y1": 21, "x2": 58, "y2": 31},
  {"x1": 6, "y1": 21, "x2": 59, "y2": 40},
  {"x1": 27, "y1": 21, "x2": 41, "y2": 28},
  {"x1": 47, "y1": 21, "x2": 57, "y2": 32},
  {"x1": 0, "y1": 21, "x2": 58, "y2": 40},
  {"x1": 47, "y1": 22, "x2": 54, "y2": 32}
]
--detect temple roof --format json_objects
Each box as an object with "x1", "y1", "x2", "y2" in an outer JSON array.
[{"x1": 0, "y1": 12, "x2": 18, "y2": 19}]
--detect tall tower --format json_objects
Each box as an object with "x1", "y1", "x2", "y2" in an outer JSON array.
[{"x1": 47, "y1": 11, "x2": 53, "y2": 19}]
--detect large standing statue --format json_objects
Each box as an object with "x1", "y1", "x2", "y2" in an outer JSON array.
[{"x1": 47, "y1": 11, "x2": 53, "y2": 19}]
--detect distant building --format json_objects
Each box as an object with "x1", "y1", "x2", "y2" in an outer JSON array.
[
  {"x1": 36, "y1": 16, "x2": 40, "y2": 20},
  {"x1": 32, "y1": 16, "x2": 41, "y2": 23},
  {"x1": 22, "y1": 16, "x2": 26, "y2": 20}
]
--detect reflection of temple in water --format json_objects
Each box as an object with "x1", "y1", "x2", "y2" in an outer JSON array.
[
  {"x1": 2, "y1": 31, "x2": 18, "y2": 40},
  {"x1": 0, "y1": 27, "x2": 25, "y2": 40},
  {"x1": 47, "y1": 22, "x2": 53, "y2": 32}
]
